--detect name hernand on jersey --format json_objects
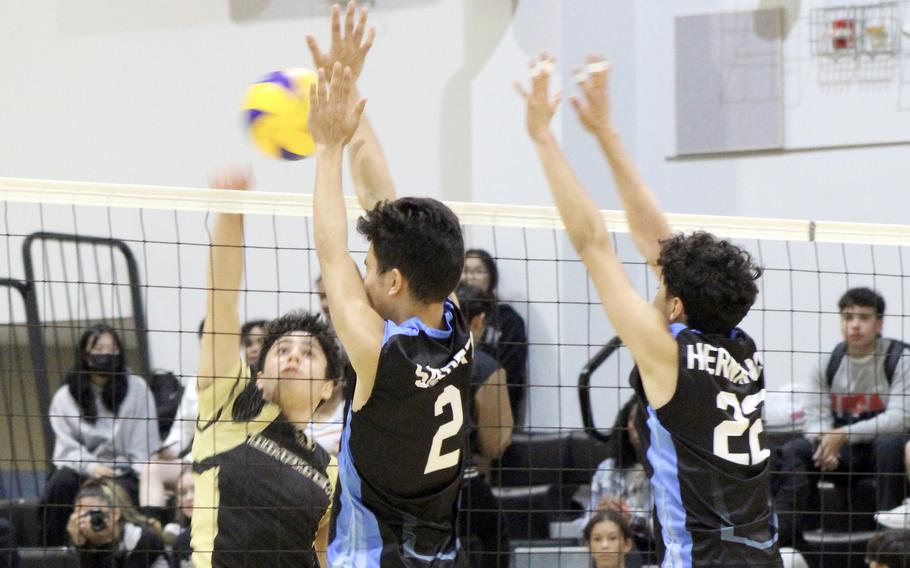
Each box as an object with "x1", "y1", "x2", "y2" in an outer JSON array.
[
  {"x1": 686, "y1": 342, "x2": 764, "y2": 385},
  {"x1": 413, "y1": 336, "x2": 473, "y2": 389}
]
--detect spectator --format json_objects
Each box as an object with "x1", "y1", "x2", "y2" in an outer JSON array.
[
  {"x1": 775, "y1": 287, "x2": 909, "y2": 544},
  {"x1": 584, "y1": 510, "x2": 633, "y2": 568},
  {"x1": 462, "y1": 249, "x2": 529, "y2": 426},
  {"x1": 240, "y1": 319, "x2": 267, "y2": 375},
  {"x1": 0, "y1": 519, "x2": 19, "y2": 568},
  {"x1": 877, "y1": 442, "x2": 910, "y2": 528},
  {"x1": 866, "y1": 530, "x2": 910, "y2": 568},
  {"x1": 169, "y1": 467, "x2": 194, "y2": 568},
  {"x1": 41, "y1": 324, "x2": 159, "y2": 546},
  {"x1": 576, "y1": 397, "x2": 653, "y2": 561},
  {"x1": 139, "y1": 321, "x2": 203, "y2": 516},
  {"x1": 455, "y1": 283, "x2": 513, "y2": 568},
  {"x1": 67, "y1": 478, "x2": 168, "y2": 568}
]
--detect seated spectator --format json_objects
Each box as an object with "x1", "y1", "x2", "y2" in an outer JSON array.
[
  {"x1": 67, "y1": 478, "x2": 168, "y2": 568},
  {"x1": 0, "y1": 518, "x2": 19, "y2": 568},
  {"x1": 455, "y1": 283, "x2": 514, "y2": 568},
  {"x1": 576, "y1": 397, "x2": 653, "y2": 561},
  {"x1": 170, "y1": 468, "x2": 194, "y2": 568},
  {"x1": 866, "y1": 530, "x2": 910, "y2": 568},
  {"x1": 462, "y1": 249, "x2": 529, "y2": 426},
  {"x1": 584, "y1": 510, "x2": 633, "y2": 568},
  {"x1": 41, "y1": 324, "x2": 159, "y2": 546},
  {"x1": 774, "y1": 287, "x2": 909, "y2": 544},
  {"x1": 878, "y1": 442, "x2": 910, "y2": 528},
  {"x1": 139, "y1": 322, "x2": 203, "y2": 515},
  {"x1": 141, "y1": 317, "x2": 268, "y2": 515},
  {"x1": 240, "y1": 319, "x2": 267, "y2": 375}
]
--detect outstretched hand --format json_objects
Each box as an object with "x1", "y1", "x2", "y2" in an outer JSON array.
[
  {"x1": 515, "y1": 52, "x2": 561, "y2": 143},
  {"x1": 310, "y1": 62, "x2": 366, "y2": 148},
  {"x1": 209, "y1": 166, "x2": 251, "y2": 191},
  {"x1": 569, "y1": 53, "x2": 613, "y2": 136},
  {"x1": 307, "y1": 1, "x2": 375, "y2": 83}
]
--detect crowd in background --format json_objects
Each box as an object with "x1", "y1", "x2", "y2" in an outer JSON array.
[{"x1": 9, "y1": 258, "x2": 910, "y2": 568}]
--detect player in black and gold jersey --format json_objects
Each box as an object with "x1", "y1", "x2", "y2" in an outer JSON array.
[
  {"x1": 191, "y1": 169, "x2": 340, "y2": 568},
  {"x1": 520, "y1": 54, "x2": 781, "y2": 567}
]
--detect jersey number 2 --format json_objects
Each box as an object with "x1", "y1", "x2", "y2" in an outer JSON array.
[
  {"x1": 713, "y1": 391, "x2": 770, "y2": 465},
  {"x1": 424, "y1": 385, "x2": 464, "y2": 475}
]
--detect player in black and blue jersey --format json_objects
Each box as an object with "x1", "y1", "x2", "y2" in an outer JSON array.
[
  {"x1": 307, "y1": 8, "x2": 471, "y2": 563},
  {"x1": 519, "y1": 53, "x2": 781, "y2": 567}
]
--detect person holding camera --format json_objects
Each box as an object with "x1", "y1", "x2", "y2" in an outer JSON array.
[
  {"x1": 40, "y1": 324, "x2": 159, "y2": 546},
  {"x1": 67, "y1": 478, "x2": 169, "y2": 568}
]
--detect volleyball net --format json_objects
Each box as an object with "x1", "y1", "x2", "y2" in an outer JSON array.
[{"x1": 2, "y1": 176, "x2": 909, "y2": 564}]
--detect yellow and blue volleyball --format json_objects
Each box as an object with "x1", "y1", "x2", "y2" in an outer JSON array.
[{"x1": 243, "y1": 68, "x2": 318, "y2": 161}]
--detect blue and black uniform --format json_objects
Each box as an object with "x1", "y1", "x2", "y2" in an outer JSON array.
[
  {"x1": 329, "y1": 299, "x2": 473, "y2": 567},
  {"x1": 630, "y1": 324, "x2": 782, "y2": 567}
]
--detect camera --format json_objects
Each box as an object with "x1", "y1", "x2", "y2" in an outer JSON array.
[{"x1": 87, "y1": 508, "x2": 108, "y2": 532}]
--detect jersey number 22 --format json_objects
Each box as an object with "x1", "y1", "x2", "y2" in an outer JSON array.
[{"x1": 713, "y1": 391, "x2": 770, "y2": 465}]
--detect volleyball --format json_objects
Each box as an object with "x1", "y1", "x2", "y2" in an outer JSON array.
[{"x1": 243, "y1": 67, "x2": 318, "y2": 161}]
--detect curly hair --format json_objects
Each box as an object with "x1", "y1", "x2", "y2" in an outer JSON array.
[
  {"x1": 657, "y1": 231, "x2": 762, "y2": 334},
  {"x1": 357, "y1": 197, "x2": 464, "y2": 303},
  {"x1": 233, "y1": 310, "x2": 340, "y2": 422},
  {"x1": 258, "y1": 310, "x2": 341, "y2": 381}
]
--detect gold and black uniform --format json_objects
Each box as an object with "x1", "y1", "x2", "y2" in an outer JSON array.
[{"x1": 191, "y1": 363, "x2": 337, "y2": 568}]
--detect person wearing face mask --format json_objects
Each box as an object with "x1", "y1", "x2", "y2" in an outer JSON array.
[{"x1": 40, "y1": 324, "x2": 159, "y2": 547}]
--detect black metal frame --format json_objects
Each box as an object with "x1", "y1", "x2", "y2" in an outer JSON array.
[
  {"x1": 0, "y1": 278, "x2": 54, "y2": 473},
  {"x1": 578, "y1": 336, "x2": 623, "y2": 443},
  {"x1": 22, "y1": 232, "x2": 150, "y2": 379}
]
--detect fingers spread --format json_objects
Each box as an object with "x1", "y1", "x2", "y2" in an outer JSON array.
[
  {"x1": 352, "y1": 97, "x2": 367, "y2": 122},
  {"x1": 331, "y1": 3, "x2": 342, "y2": 46},
  {"x1": 306, "y1": 35, "x2": 323, "y2": 61},
  {"x1": 353, "y1": 6, "x2": 368, "y2": 44},
  {"x1": 362, "y1": 26, "x2": 375, "y2": 54},
  {"x1": 344, "y1": 1, "x2": 355, "y2": 40},
  {"x1": 317, "y1": 67, "x2": 329, "y2": 105}
]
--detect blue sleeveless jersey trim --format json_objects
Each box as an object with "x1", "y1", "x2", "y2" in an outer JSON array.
[
  {"x1": 645, "y1": 406, "x2": 693, "y2": 568},
  {"x1": 668, "y1": 323, "x2": 688, "y2": 338},
  {"x1": 382, "y1": 299, "x2": 456, "y2": 346},
  {"x1": 328, "y1": 407, "x2": 384, "y2": 567},
  {"x1": 669, "y1": 322, "x2": 745, "y2": 340}
]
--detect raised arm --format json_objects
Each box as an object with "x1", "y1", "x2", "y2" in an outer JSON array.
[
  {"x1": 197, "y1": 169, "x2": 249, "y2": 392},
  {"x1": 570, "y1": 55, "x2": 671, "y2": 270},
  {"x1": 519, "y1": 54, "x2": 677, "y2": 408},
  {"x1": 310, "y1": 63, "x2": 385, "y2": 412},
  {"x1": 307, "y1": 1, "x2": 394, "y2": 209}
]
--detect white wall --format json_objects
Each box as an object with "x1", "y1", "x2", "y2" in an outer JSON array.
[{"x1": 633, "y1": 0, "x2": 910, "y2": 224}]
